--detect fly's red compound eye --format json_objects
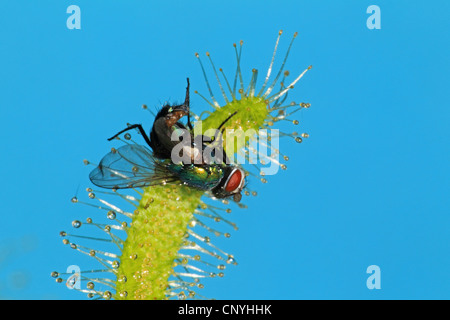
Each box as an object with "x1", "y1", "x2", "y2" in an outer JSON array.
[{"x1": 225, "y1": 169, "x2": 243, "y2": 193}]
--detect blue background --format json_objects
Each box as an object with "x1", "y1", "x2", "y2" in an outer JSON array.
[{"x1": 0, "y1": 0, "x2": 448, "y2": 299}]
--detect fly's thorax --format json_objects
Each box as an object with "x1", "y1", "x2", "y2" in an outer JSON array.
[
  {"x1": 153, "y1": 118, "x2": 186, "y2": 149},
  {"x1": 167, "y1": 163, "x2": 225, "y2": 191}
]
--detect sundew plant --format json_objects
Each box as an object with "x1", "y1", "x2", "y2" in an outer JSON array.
[{"x1": 52, "y1": 30, "x2": 312, "y2": 300}]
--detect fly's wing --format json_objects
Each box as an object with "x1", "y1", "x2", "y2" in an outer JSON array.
[{"x1": 89, "y1": 144, "x2": 178, "y2": 189}]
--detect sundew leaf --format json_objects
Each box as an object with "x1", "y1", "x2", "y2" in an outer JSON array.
[{"x1": 52, "y1": 30, "x2": 312, "y2": 300}]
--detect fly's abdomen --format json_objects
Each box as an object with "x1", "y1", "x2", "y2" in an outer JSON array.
[{"x1": 168, "y1": 164, "x2": 224, "y2": 190}]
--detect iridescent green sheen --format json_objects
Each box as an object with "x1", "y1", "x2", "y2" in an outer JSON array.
[{"x1": 167, "y1": 163, "x2": 224, "y2": 190}]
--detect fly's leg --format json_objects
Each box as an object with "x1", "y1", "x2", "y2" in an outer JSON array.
[
  {"x1": 184, "y1": 78, "x2": 194, "y2": 131},
  {"x1": 107, "y1": 124, "x2": 152, "y2": 147}
]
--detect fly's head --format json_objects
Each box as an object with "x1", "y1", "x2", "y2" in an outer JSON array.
[{"x1": 211, "y1": 166, "x2": 246, "y2": 202}]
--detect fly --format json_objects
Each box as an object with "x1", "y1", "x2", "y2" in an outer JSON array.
[{"x1": 89, "y1": 78, "x2": 245, "y2": 202}]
